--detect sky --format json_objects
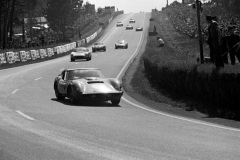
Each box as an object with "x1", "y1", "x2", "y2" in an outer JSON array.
[{"x1": 87, "y1": 0, "x2": 182, "y2": 13}]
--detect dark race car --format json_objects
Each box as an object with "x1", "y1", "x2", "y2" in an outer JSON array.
[
  {"x1": 54, "y1": 68, "x2": 123, "y2": 105},
  {"x1": 92, "y1": 42, "x2": 106, "y2": 52}
]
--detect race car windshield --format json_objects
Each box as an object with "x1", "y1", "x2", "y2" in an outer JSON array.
[
  {"x1": 67, "y1": 70, "x2": 104, "y2": 80},
  {"x1": 118, "y1": 40, "x2": 125, "y2": 43},
  {"x1": 94, "y1": 42, "x2": 102, "y2": 45},
  {"x1": 74, "y1": 48, "x2": 88, "y2": 52}
]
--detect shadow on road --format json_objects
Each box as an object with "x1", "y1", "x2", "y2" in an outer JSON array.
[{"x1": 51, "y1": 98, "x2": 121, "y2": 107}]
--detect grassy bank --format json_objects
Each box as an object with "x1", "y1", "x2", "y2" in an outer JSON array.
[{"x1": 127, "y1": 11, "x2": 240, "y2": 120}]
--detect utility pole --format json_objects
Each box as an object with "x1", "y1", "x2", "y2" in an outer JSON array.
[{"x1": 196, "y1": 0, "x2": 204, "y2": 64}]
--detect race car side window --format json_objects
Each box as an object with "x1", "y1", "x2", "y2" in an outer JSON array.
[{"x1": 61, "y1": 71, "x2": 66, "y2": 80}]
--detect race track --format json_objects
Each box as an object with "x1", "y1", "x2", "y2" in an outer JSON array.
[{"x1": 0, "y1": 13, "x2": 240, "y2": 160}]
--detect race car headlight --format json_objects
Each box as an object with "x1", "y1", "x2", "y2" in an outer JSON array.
[
  {"x1": 75, "y1": 82, "x2": 86, "y2": 93},
  {"x1": 110, "y1": 80, "x2": 122, "y2": 91}
]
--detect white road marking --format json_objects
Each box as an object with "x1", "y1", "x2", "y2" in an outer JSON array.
[
  {"x1": 75, "y1": 62, "x2": 79, "y2": 64},
  {"x1": 117, "y1": 13, "x2": 240, "y2": 132},
  {"x1": 35, "y1": 77, "x2": 43, "y2": 81},
  {"x1": 122, "y1": 97, "x2": 240, "y2": 132},
  {"x1": 16, "y1": 110, "x2": 35, "y2": 121},
  {"x1": 12, "y1": 89, "x2": 19, "y2": 94},
  {"x1": 116, "y1": 13, "x2": 146, "y2": 80}
]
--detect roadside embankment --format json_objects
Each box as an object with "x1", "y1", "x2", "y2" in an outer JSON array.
[{"x1": 124, "y1": 10, "x2": 240, "y2": 121}]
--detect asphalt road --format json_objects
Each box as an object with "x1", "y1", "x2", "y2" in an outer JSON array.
[{"x1": 0, "y1": 13, "x2": 240, "y2": 160}]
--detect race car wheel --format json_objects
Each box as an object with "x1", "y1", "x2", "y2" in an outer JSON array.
[
  {"x1": 125, "y1": 45, "x2": 128, "y2": 49},
  {"x1": 115, "y1": 45, "x2": 118, "y2": 49},
  {"x1": 54, "y1": 85, "x2": 65, "y2": 100},
  {"x1": 111, "y1": 99, "x2": 120, "y2": 105},
  {"x1": 68, "y1": 87, "x2": 77, "y2": 104},
  {"x1": 104, "y1": 48, "x2": 106, "y2": 51},
  {"x1": 86, "y1": 56, "x2": 91, "y2": 61},
  {"x1": 92, "y1": 49, "x2": 95, "y2": 52},
  {"x1": 71, "y1": 58, "x2": 75, "y2": 62}
]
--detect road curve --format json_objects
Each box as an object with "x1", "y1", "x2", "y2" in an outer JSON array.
[{"x1": 0, "y1": 13, "x2": 240, "y2": 160}]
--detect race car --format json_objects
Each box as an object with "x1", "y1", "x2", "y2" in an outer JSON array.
[
  {"x1": 70, "y1": 47, "x2": 92, "y2": 61},
  {"x1": 129, "y1": 19, "x2": 135, "y2": 23},
  {"x1": 136, "y1": 26, "x2": 143, "y2": 31},
  {"x1": 116, "y1": 22, "x2": 123, "y2": 27},
  {"x1": 157, "y1": 38, "x2": 165, "y2": 47},
  {"x1": 126, "y1": 24, "x2": 133, "y2": 30},
  {"x1": 92, "y1": 42, "x2": 106, "y2": 52},
  {"x1": 54, "y1": 68, "x2": 123, "y2": 105},
  {"x1": 115, "y1": 40, "x2": 128, "y2": 49}
]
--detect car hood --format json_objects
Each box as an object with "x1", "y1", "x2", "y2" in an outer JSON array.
[
  {"x1": 71, "y1": 51, "x2": 88, "y2": 55},
  {"x1": 73, "y1": 77, "x2": 119, "y2": 94}
]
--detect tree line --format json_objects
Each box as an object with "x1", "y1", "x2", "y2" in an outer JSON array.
[{"x1": 0, "y1": 0, "x2": 87, "y2": 50}]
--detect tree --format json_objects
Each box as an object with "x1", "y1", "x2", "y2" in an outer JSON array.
[{"x1": 46, "y1": 0, "x2": 83, "y2": 41}]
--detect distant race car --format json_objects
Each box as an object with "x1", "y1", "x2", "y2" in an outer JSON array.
[
  {"x1": 157, "y1": 38, "x2": 165, "y2": 47},
  {"x1": 129, "y1": 19, "x2": 135, "y2": 23},
  {"x1": 70, "y1": 47, "x2": 92, "y2": 61},
  {"x1": 54, "y1": 68, "x2": 123, "y2": 105},
  {"x1": 115, "y1": 40, "x2": 128, "y2": 49},
  {"x1": 126, "y1": 24, "x2": 133, "y2": 30},
  {"x1": 92, "y1": 42, "x2": 106, "y2": 52},
  {"x1": 116, "y1": 22, "x2": 123, "y2": 27},
  {"x1": 136, "y1": 26, "x2": 143, "y2": 31}
]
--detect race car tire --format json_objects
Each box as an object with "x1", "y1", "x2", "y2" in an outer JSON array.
[
  {"x1": 86, "y1": 56, "x2": 91, "y2": 61},
  {"x1": 54, "y1": 85, "x2": 65, "y2": 100},
  {"x1": 111, "y1": 99, "x2": 120, "y2": 105},
  {"x1": 68, "y1": 87, "x2": 77, "y2": 104},
  {"x1": 115, "y1": 45, "x2": 118, "y2": 49},
  {"x1": 71, "y1": 58, "x2": 75, "y2": 62},
  {"x1": 92, "y1": 48, "x2": 95, "y2": 52}
]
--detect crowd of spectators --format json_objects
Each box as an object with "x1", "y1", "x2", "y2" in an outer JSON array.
[
  {"x1": 164, "y1": 2, "x2": 240, "y2": 66},
  {"x1": 165, "y1": 2, "x2": 240, "y2": 40}
]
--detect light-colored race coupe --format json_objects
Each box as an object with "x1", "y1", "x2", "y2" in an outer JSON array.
[
  {"x1": 54, "y1": 68, "x2": 123, "y2": 105},
  {"x1": 126, "y1": 24, "x2": 133, "y2": 30},
  {"x1": 136, "y1": 26, "x2": 143, "y2": 31},
  {"x1": 115, "y1": 40, "x2": 128, "y2": 49},
  {"x1": 129, "y1": 19, "x2": 135, "y2": 23},
  {"x1": 92, "y1": 42, "x2": 106, "y2": 52},
  {"x1": 70, "y1": 47, "x2": 92, "y2": 61}
]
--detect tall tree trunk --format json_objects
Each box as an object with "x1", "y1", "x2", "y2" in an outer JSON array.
[
  {"x1": 2, "y1": 2, "x2": 10, "y2": 49},
  {"x1": 22, "y1": 17, "x2": 25, "y2": 43},
  {"x1": 0, "y1": 6, "x2": 2, "y2": 47},
  {"x1": 9, "y1": 0, "x2": 16, "y2": 42}
]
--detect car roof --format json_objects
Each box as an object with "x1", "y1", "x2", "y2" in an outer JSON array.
[{"x1": 65, "y1": 68, "x2": 100, "y2": 71}]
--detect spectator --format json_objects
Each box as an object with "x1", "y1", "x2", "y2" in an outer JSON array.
[
  {"x1": 206, "y1": 15, "x2": 224, "y2": 68},
  {"x1": 40, "y1": 32, "x2": 45, "y2": 46},
  {"x1": 227, "y1": 26, "x2": 240, "y2": 65}
]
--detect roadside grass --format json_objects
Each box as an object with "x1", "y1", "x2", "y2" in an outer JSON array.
[{"x1": 125, "y1": 11, "x2": 240, "y2": 120}]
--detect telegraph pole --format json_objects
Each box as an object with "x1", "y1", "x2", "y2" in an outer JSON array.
[{"x1": 196, "y1": 0, "x2": 204, "y2": 64}]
